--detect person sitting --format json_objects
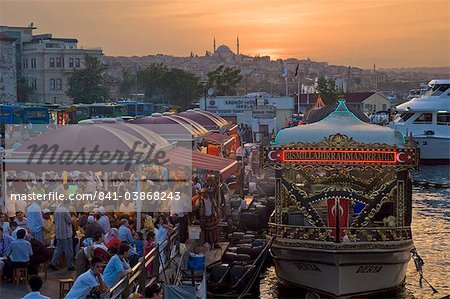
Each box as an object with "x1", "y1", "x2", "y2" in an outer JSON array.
[
  {"x1": 77, "y1": 205, "x2": 91, "y2": 230},
  {"x1": 3, "y1": 229, "x2": 33, "y2": 280},
  {"x1": 132, "y1": 232, "x2": 144, "y2": 257},
  {"x1": 22, "y1": 275, "x2": 50, "y2": 299},
  {"x1": 64, "y1": 257, "x2": 109, "y2": 299},
  {"x1": 118, "y1": 219, "x2": 134, "y2": 244},
  {"x1": 14, "y1": 211, "x2": 28, "y2": 229},
  {"x1": 75, "y1": 232, "x2": 108, "y2": 277},
  {"x1": 0, "y1": 227, "x2": 14, "y2": 278},
  {"x1": 104, "y1": 228, "x2": 120, "y2": 250},
  {"x1": 97, "y1": 207, "x2": 110, "y2": 234},
  {"x1": 144, "y1": 283, "x2": 163, "y2": 299},
  {"x1": 11, "y1": 221, "x2": 27, "y2": 240},
  {"x1": 0, "y1": 213, "x2": 11, "y2": 236},
  {"x1": 102, "y1": 243, "x2": 132, "y2": 288},
  {"x1": 28, "y1": 237, "x2": 50, "y2": 275},
  {"x1": 83, "y1": 215, "x2": 103, "y2": 239}
]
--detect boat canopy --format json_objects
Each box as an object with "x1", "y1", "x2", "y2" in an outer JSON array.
[{"x1": 274, "y1": 100, "x2": 405, "y2": 147}]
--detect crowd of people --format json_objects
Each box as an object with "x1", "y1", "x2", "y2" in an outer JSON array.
[
  {"x1": 0, "y1": 168, "x2": 230, "y2": 298},
  {"x1": 0, "y1": 204, "x2": 182, "y2": 298},
  {"x1": 238, "y1": 124, "x2": 253, "y2": 144}
]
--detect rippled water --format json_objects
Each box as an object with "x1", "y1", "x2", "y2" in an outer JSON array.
[{"x1": 260, "y1": 166, "x2": 450, "y2": 298}]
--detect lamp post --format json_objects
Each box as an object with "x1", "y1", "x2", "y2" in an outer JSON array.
[
  {"x1": 0, "y1": 146, "x2": 5, "y2": 211},
  {"x1": 134, "y1": 62, "x2": 138, "y2": 117}
]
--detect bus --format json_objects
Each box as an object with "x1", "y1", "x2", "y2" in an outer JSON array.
[
  {"x1": 74, "y1": 103, "x2": 129, "y2": 122},
  {"x1": 115, "y1": 101, "x2": 153, "y2": 117},
  {"x1": 0, "y1": 105, "x2": 25, "y2": 137},
  {"x1": 23, "y1": 107, "x2": 50, "y2": 124}
]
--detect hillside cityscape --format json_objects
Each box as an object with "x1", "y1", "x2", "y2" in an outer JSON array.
[{"x1": 0, "y1": 23, "x2": 449, "y2": 106}]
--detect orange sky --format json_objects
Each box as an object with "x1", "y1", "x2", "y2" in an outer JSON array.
[{"x1": 1, "y1": 0, "x2": 449, "y2": 68}]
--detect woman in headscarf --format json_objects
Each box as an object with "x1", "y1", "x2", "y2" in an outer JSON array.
[{"x1": 104, "y1": 228, "x2": 120, "y2": 249}]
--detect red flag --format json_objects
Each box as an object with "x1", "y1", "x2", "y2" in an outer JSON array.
[{"x1": 327, "y1": 198, "x2": 349, "y2": 239}]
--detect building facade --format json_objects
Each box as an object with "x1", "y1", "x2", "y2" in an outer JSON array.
[
  {"x1": 21, "y1": 34, "x2": 102, "y2": 104},
  {"x1": 200, "y1": 93, "x2": 294, "y2": 135},
  {"x1": 297, "y1": 92, "x2": 392, "y2": 114},
  {"x1": 0, "y1": 24, "x2": 103, "y2": 104},
  {"x1": 0, "y1": 33, "x2": 17, "y2": 103}
]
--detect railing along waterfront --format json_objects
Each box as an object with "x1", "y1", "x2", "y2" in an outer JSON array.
[
  {"x1": 101, "y1": 226, "x2": 180, "y2": 299},
  {"x1": 268, "y1": 223, "x2": 412, "y2": 243}
]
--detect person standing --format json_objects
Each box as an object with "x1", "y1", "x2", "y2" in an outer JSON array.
[
  {"x1": 49, "y1": 204, "x2": 75, "y2": 271},
  {"x1": 42, "y1": 209, "x2": 54, "y2": 246},
  {"x1": 26, "y1": 203, "x2": 45, "y2": 243},
  {"x1": 199, "y1": 190, "x2": 219, "y2": 249}
]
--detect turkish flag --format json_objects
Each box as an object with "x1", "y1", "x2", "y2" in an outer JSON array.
[{"x1": 327, "y1": 198, "x2": 349, "y2": 239}]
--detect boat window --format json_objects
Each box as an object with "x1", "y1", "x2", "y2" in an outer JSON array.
[
  {"x1": 437, "y1": 113, "x2": 450, "y2": 125},
  {"x1": 431, "y1": 84, "x2": 450, "y2": 96},
  {"x1": 413, "y1": 113, "x2": 432, "y2": 124},
  {"x1": 399, "y1": 113, "x2": 414, "y2": 122}
]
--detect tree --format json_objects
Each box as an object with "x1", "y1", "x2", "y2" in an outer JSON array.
[
  {"x1": 66, "y1": 55, "x2": 110, "y2": 104},
  {"x1": 119, "y1": 63, "x2": 201, "y2": 109},
  {"x1": 16, "y1": 77, "x2": 33, "y2": 102},
  {"x1": 119, "y1": 69, "x2": 134, "y2": 99},
  {"x1": 207, "y1": 65, "x2": 242, "y2": 96},
  {"x1": 316, "y1": 76, "x2": 339, "y2": 105}
]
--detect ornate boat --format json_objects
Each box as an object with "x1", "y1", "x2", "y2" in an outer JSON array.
[{"x1": 261, "y1": 100, "x2": 419, "y2": 297}]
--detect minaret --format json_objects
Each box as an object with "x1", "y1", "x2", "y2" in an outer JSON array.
[
  {"x1": 213, "y1": 37, "x2": 216, "y2": 53},
  {"x1": 237, "y1": 35, "x2": 240, "y2": 55}
]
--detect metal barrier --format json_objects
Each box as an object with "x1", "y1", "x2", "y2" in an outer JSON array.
[{"x1": 101, "y1": 226, "x2": 180, "y2": 299}]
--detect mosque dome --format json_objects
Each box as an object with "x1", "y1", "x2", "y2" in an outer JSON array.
[{"x1": 216, "y1": 45, "x2": 233, "y2": 55}]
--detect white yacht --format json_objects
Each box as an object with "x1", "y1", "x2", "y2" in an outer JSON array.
[{"x1": 389, "y1": 79, "x2": 450, "y2": 164}]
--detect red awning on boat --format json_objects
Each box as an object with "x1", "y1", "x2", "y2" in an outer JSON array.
[{"x1": 166, "y1": 147, "x2": 238, "y2": 179}]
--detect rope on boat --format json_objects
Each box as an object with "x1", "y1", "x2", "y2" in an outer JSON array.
[
  {"x1": 410, "y1": 248, "x2": 438, "y2": 294},
  {"x1": 412, "y1": 179, "x2": 450, "y2": 189}
]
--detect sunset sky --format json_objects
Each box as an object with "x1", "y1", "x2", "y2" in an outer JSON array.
[{"x1": 1, "y1": 0, "x2": 449, "y2": 68}]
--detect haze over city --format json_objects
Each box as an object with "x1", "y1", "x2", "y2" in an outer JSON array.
[{"x1": 1, "y1": 0, "x2": 449, "y2": 69}]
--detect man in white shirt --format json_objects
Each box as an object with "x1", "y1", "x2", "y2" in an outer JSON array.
[
  {"x1": 64, "y1": 257, "x2": 109, "y2": 299},
  {"x1": 22, "y1": 275, "x2": 50, "y2": 299}
]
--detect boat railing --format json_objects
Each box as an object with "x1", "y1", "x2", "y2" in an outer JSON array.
[
  {"x1": 101, "y1": 225, "x2": 180, "y2": 299},
  {"x1": 268, "y1": 223, "x2": 412, "y2": 243}
]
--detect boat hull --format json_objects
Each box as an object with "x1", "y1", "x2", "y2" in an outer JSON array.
[
  {"x1": 270, "y1": 239, "x2": 413, "y2": 297},
  {"x1": 413, "y1": 136, "x2": 450, "y2": 164}
]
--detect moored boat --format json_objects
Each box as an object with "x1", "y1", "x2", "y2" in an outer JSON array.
[
  {"x1": 261, "y1": 100, "x2": 419, "y2": 297},
  {"x1": 388, "y1": 79, "x2": 450, "y2": 164}
]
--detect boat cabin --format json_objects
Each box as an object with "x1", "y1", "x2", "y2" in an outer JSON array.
[{"x1": 261, "y1": 100, "x2": 419, "y2": 244}]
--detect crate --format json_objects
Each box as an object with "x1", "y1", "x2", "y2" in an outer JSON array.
[{"x1": 188, "y1": 226, "x2": 201, "y2": 240}]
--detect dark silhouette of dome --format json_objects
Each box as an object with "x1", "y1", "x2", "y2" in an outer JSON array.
[{"x1": 215, "y1": 45, "x2": 233, "y2": 54}]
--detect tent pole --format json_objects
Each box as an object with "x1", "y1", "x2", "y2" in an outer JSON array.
[{"x1": 136, "y1": 165, "x2": 142, "y2": 232}]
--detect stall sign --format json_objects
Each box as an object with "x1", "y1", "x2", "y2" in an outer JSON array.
[
  {"x1": 265, "y1": 148, "x2": 416, "y2": 166},
  {"x1": 252, "y1": 105, "x2": 276, "y2": 119}
]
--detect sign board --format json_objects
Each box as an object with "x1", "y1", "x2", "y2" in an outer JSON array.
[
  {"x1": 252, "y1": 105, "x2": 276, "y2": 119},
  {"x1": 202, "y1": 95, "x2": 294, "y2": 111},
  {"x1": 264, "y1": 148, "x2": 417, "y2": 166}
]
